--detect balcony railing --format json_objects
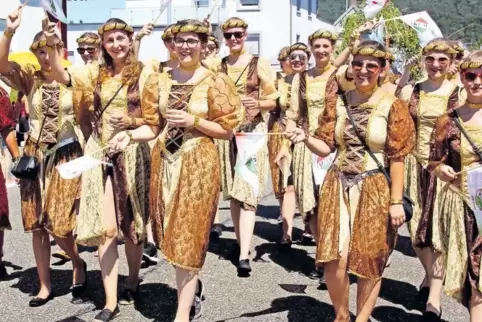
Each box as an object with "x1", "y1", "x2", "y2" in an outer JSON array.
[{"x1": 110, "y1": 5, "x2": 227, "y2": 26}]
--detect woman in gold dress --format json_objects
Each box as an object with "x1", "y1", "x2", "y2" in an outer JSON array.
[
  {"x1": 217, "y1": 17, "x2": 278, "y2": 275},
  {"x1": 398, "y1": 39, "x2": 462, "y2": 317},
  {"x1": 76, "y1": 32, "x2": 101, "y2": 65},
  {"x1": 46, "y1": 18, "x2": 156, "y2": 320},
  {"x1": 109, "y1": 19, "x2": 241, "y2": 322},
  {"x1": 0, "y1": 9, "x2": 87, "y2": 306},
  {"x1": 429, "y1": 50, "x2": 482, "y2": 321},
  {"x1": 287, "y1": 40, "x2": 415, "y2": 321},
  {"x1": 271, "y1": 43, "x2": 310, "y2": 249}
]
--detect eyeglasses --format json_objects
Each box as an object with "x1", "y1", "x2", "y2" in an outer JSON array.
[
  {"x1": 464, "y1": 72, "x2": 482, "y2": 82},
  {"x1": 77, "y1": 47, "x2": 96, "y2": 55},
  {"x1": 351, "y1": 60, "x2": 380, "y2": 73},
  {"x1": 289, "y1": 54, "x2": 307, "y2": 62},
  {"x1": 174, "y1": 38, "x2": 200, "y2": 48},
  {"x1": 223, "y1": 32, "x2": 244, "y2": 40},
  {"x1": 425, "y1": 56, "x2": 449, "y2": 65},
  {"x1": 207, "y1": 45, "x2": 217, "y2": 51}
]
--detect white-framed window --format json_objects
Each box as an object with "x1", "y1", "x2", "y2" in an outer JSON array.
[
  {"x1": 238, "y1": 0, "x2": 260, "y2": 11},
  {"x1": 245, "y1": 33, "x2": 260, "y2": 55},
  {"x1": 195, "y1": 0, "x2": 209, "y2": 7}
]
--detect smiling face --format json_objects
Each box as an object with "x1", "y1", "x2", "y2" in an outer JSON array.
[
  {"x1": 205, "y1": 40, "x2": 218, "y2": 57},
  {"x1": 78, "y1": 44, "x2": 99, "y2": 64},
  {"x1": 102, "y1": 29, "x2": 132, "y2": 63},
  {"x1": 310, "y1": 38, "x2": 333, "y2": 66},
  {"x1": 174, "y1": 32, "x2": 204, "y2": 67},
  {"x1": 351, "y1": 54, "x2": 383, "y2": 92},
  {"x1": 223, "y1": 27, "x2": 246, "y2": 53},
  {"x1": 423, "y1": 51, "x2": 452, "y2": 80},
  {"x1": 34, "y1": 46, "x2": 63, "y2": 72},
  {"x1": 463, "y1": 67, "x2": 482, "y2": 103},
  {"x1": 289, "y1": 50, "x2": 308, "y2": 73}
]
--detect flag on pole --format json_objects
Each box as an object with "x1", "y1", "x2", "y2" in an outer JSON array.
[
  {"x1": 363, "y1": 0, "x2": 388, "y2": 19},
  {"x1": 361, "y1": 16, "x2": 386, "y2": 45},
  {"x1": 399, "y1": 11, "x2": 443, "y2": 47},
  {"x1": 26, "y1": 0, "x2": 68, "y2": 24},
  {"x1": 234, "y1": 133, "x2": 267, "y2": 196}
]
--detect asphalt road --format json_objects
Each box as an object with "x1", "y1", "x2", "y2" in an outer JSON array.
[{"x1": 0, "y1": 185, "x2": 469, "y2": 322}]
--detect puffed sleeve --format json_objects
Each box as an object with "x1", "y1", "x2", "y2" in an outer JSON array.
[
  {"x1": 313, "y1": 89, "x2": 339, "y2": 152},
  {"x1": 447, "y1": 86, "x2": 463, "y2": 112},
  {"x1": 325, "y1": 72, "x2": 339, "y2": 117},
  {"x1": 207, "y1": 73, "x2": 243, "y2": 131},
  {"x1": 397, "y1": 84, "x2": 413, "y2": 104},
  {"x1": 141, "y1": 72, "x2": 160, "y2": 126},
  {"x1": 335, "y1": 65, "x2": 355, "y2": 93},
  {"x1": 0, "y1": 62, "x2": 36, "y2": 95},
  {"x1": 428, "y1": 114, "x2": 451, "y2": 173},
  {"x1": 386, "y1": 99, "x2": 416, "y2": 159},
  {"x1": 286, "y1": 73, "x2": 300, "y2": 122},
  {"x1": 202, "y1": 56, "x2": 222, "y2": 73},
  {"x1": 257, "y1": 57, "x2": 279, "y2": 101}
]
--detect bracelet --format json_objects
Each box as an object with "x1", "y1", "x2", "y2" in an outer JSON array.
[
  {"x1": 125, "y1": 130, "x2": 133, "y2": 141},
  {"x1": 3, "y1": 30, "x2": 14, "y2": 39},
  {"x1": 131, "y1": 116, "x2": 136, "y2": 127},
  {"x1": 390, "y1": 199, "x2": 403, "y2": 205},
  {"x1": 193, "y1": 116, "x2": 200, "y2": 128}
]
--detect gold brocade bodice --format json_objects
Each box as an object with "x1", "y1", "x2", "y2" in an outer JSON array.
[
  {"x1": 99, "y1": 78, "x2": 128, "y2": 145},
  {"x1": 460, "y1": 123, "x2": 482, "y2": 200},
  {"x1": 278, "y1": 76, "x2": 292, "y2": 112},
  {"x1": 306, "y1": 68, "x2": 335, "y2": 134}
]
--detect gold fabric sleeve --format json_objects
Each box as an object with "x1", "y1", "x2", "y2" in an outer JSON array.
[
  {"x1": 398, "y1": 84, "x2": 414, "y2": 104},
  {"x1": 313, "y1": 87, "x2": 337, "y2": 151},
  {"x1": 286, "y1": 73, "x2": 300, "y2": 122},
  {"x1": 203, "y1": 56, "x2": 222, "y2": 73},
  {"x1": 141, "y1": 73, "x2": 161, "y2": 126},
  {"x1": 207, "y1": 73, "x2": 243, "y2": 131},
  {"x1": 335, "y1": 65, "x2": 355, "y2": 93},
  {"x1": 0, "y1": 62, "x2": 36, "y2": 95},
  {"x1": 428, "y1": 114, "x2": 450, "y2": 174},
  {"x1": 257, "y1": 57, "x2": 279, "y2": 101},
  {"x1": 386, "y1": 99, "x2": 416, "y2": 159}
]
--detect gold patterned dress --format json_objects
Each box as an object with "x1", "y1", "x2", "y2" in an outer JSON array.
[
  {"x1": 149, "y1": 71, "x2": 242, "y2": 270},
  {"x1": 216, "y1": 55, "x2": 278, "y2": 210},
  {"x1": 429, "y1": 111, "x2": 482, "y2": 306},
  {"x1": 68, "y1": 63, "x2": 156, "y2": 246},
  {"x1": 1, "y1": 63, "x2": 84, "y2": 238},
  {"x1": 398, "y1": 82, "x2": 461, "y2": 248},
  {"x1": 315, "y1": 91, "x2": 415, "y2": 279},
  {"x1": 286, "y1": 66, "x2": 353, "y2": 217}
]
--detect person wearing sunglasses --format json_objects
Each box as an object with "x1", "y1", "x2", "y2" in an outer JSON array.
[
  {"x1": 286, "y1": 40, "x2": 415, "y2": 322},
  {"x1": 76, "y1": 32, "x2": 101, "y2": 64},
  {"x1": 0, "y1": 8, "x2": 88, "y2": 307},
  {"x1": 270, "y1": 43, "x2": 310, "y2": 252},
  {"x1": 397, "y1": 38, "x2": 462, "y2": 320},
  {"x1": 429, "y1": 50, "x2": 482, "y2": 321},
  {"x1": 215, "y1": 17, "x2": 278, "y2": 277}
]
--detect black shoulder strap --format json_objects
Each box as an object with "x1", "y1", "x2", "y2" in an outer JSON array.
[{"x1": 453, "y1": 112, "x2": 482, "y2": 161}]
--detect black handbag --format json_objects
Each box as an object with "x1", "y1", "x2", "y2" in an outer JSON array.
[{"x1": 341, "y1": 94, "x2": 413, "y2": 222}]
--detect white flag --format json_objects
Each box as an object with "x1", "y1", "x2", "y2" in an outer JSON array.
[
  {"x1": 27, "y1": 0, "x2": 68, "y2": 24},
  {"x1": 363, "y1": 0, "x2": 387, "y2": 19},
  {"x1": 467, "y1": 167, "x2": 482, "y2": 236},
  {"x1": 234, "y1": 133, "x2": 267, "y2": 196},
  {"x1": 56, "y1": 155, "x2": 112, "y2": 180},
  {"x1": 312, "y1": 151, "x2": 336, "y2": 186},
  {"x1": 399, "y1": 11, "x2": 443, "y2": 47}
]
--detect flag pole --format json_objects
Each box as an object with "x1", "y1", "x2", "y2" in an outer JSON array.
[{"x1": 22, "y1": 0, "x2": 30, "y2": 7}]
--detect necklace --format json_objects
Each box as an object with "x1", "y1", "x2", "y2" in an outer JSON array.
[
  {"x1": 466, "y1": 101, "x2": 482, "y2": 109},
  {"x1": 180, "y1": 62, "x2": 201, "y2": 72},
  {"x1": 315, "y1": 63, "x2": 332, "y2": 74},
  {"x1": 357, "y1": 86, "x2": 378, "y2": 97},
  {"x1": 41, "y1": 70, "x2": 53, "y2": 76},
  {"x1": 231, "y1": 48, "x2": 246, "y2": 56}
]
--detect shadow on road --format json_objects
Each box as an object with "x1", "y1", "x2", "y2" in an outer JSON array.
[
  {"x1": 379, "y1": 277, "x2": 424, "y2": 312},
  {"x1": 134, "y1": 282, "x2": 178, "y2": 321}
]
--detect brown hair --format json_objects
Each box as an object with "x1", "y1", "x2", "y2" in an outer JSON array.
[{"x1": 98, "y1": 18, "x2": 142, "y2": 87}]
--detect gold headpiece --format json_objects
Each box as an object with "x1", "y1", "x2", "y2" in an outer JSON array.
[
  {"x1": 171, "y1": 23, "x2": 209, "y2": 35},
  {"x1": 351, "y1": 46, "x2": 391, "y2": 60},
  {"x1": 460, "y1": 60, "x2": 482, "y2": 71},
  {"x1": 98, "y1": 22, "x2": 134, "y2": 36},
  {"x1": 221, "y1": 18, "x2": 248, "y2": 31},
  {"x1": 308, "y1": 30, "x2": 338, "y2": 43},
  {"x1": 29, "y1": 39, "x2": 64, "y2": 52},
  {"x1": 289, "y1": 43, "x2": 310, "y2": 54},
  {"x1": 278, "y1": 46, "x2": 290, "y2": 61},
  {"x1": 386, "y1": 50, "x2": 395, "y2": 62},
  {"x1": 208, "y1": 35, "x2": 220, "y2": 47},
  {"x1": 76, "y1": 37, "x2": 101, "y2": 46},
  {"x1": 422, "y1": 40, "x2": 457, "y2": 55},
  {"x1": 162, "y1": 25, "x2": 174, "y2": 41}
]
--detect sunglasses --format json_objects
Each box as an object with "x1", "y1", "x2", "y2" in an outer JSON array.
[
  {"x1": 464, "y1": 72, "x2": 482, "y2": 82},
  {"x1": 351, "y1": 60, "x2": 380, "y2": 73},
  {"x1": 289, "y1": 54, "x2": 307, "y2": 62},
  {"x1": 223, "y1": 32, "x2": 244, "y2": 40},
  {"x1": 77, "y1": 47, "x2": 96, "y2": 55},
  {"x1": 425, "y1": 56, "x2": 449, "y2": 65},
  {"x1": 174, "y1": 38, "x2": 200, "y2": 48}
]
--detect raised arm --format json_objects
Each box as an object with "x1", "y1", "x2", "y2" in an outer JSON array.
[
  {"x1": 133, "y1": 23, "x2": 154, "y2": 58},
  {"x1": 42, "y1": 19, "x2": 70, "y2": 85},
  {"x1": 0, "y1": 7, "x2": 23, "y2": 74}
]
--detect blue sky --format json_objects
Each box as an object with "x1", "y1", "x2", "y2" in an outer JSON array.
[{"x1": 66, "y1": 0, "x2": 125, "y2": 23}]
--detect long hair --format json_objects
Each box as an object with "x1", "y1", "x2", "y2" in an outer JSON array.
[{"x1": 98, "y1": 18, "x2": 142, "y2": 87}]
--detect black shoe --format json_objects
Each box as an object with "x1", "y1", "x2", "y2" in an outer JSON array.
[
  {"x1": 29, "y1": 293, "x2": 54, "y2": 307},
  {"x1": 308, "y1": 269, "x2": 320, "y2": 280},
  {"x1": 196, "y1": 279, "x2": 205, "y2": 301},
  {"x1": 422, "y1": 309, "x2": 441, "y2": 322},
  {"x1": 209, "y1": 224, "x2": 223, "y2": 242},
  {"x1": 300, "y1": 233, "x2": 314, "y2": 245},
  {"x1": 93, "y1": 306, "x2": 120, "y2": 322},
  {"x1": 71, "y1": 260, "x2": 88, "y2": 303},
  {"x1": 118, "y1": 284, "x2": 139, "y2": 306},
  {"x1": 417, "y1": 286, "x2": 430, "y2": 305},
  {"x1": 237, "y1": 259, "x2": 252, "y2": 277},
  {"x1": 142, "y1": 243, "x2": 159, "y2": 264},
  {"x1": 189, "y1": 295, "x2": 202, "y2": 320},
  {"x1": 0, "y1": 263, "x2": 7, "y2": 280},
  {"x1": 279, "y1": 238, "x2": 292, "y2": 252},
  {"x1": 318, "y1": 269, "x2": 326, "y2": 284}
]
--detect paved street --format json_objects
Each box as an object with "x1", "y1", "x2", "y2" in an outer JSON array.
[{"x1": 1, "y1": 185, "x2": 469, "y2": 322}]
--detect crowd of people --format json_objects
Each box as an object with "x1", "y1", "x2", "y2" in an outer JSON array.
[{"x1": 0, "y1": 4, "x2": 481, "y2": 322}]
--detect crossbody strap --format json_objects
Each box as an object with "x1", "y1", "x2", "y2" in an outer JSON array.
[
  {"x1": 453, "y1": 112, "x2": 482, "y2": 161},
  {"x1": 93, "y1": 82, "x2": 125, "y2": 125}
]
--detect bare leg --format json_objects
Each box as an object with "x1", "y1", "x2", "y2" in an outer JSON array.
[
  {"x1": 145, "y1": 222, "x2": 155, "y2": 245},
  {"x1": 230, "y1": 200, "x2": 241, "y2": 243},
  {"x1": 97, "y1": 176, "x2": 119, "y2": 311},
  {"x1": 174, "y1": 267, "x2": 198, "y2": 322},
  {"x1": 470, "y1": 287, "x2": 482, "y2": 322},
  {"x1": 308, "y1": 213, "x2": 318, "y2": 241},
  {"x1": 52, "y1": 234, "x2": 85, "y2": 284},
  {"x1": 213, "y1": 207, "x2": 221, "y2": 225},
  {"x1": 324, "y1": 238, "x2": 350, "y2": 321},
  {"x1": 414, "y1": 246, "x2": 431, "y2": 288},
  {"x1": 426, "y1": 250, "x2": 445, "y2": 314},
  {"x1": 239, "y1": 208, "x2": 255, "y2": 260},
  {"x1": 356, "y1": 278, "x2": 382, "y2": 321},
  {"x1": 124, "y1": 238, "x2": 142, "y2": 289},
  {"x1": 281, "y1": 185, "x2": 296, "y2": 240},
  {"x1": 32, "y1": 229, "x2": 51, "y2": 298}
]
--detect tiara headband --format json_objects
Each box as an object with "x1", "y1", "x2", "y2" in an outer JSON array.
[
  {"x1": 171, "y1": 23, "x2": 209, "y2": 35},
  {"x1": 76, "y1": 37, "x2": 101, "y2": 45},
  {"x1": 309, "y1": 30, "x2": 338, "y2": 43},
  {"x1": 98, "y1": 22, "x2": 134, "y2": 36},
  {"x1": 351, "y1": 46, "x2": 391, "y2": 60},
  {"x1": 422, "y1": 41, "x2": 457, "y2": 55},
  {"x1": 222, "y1": 19, "x2": 248, "y2": 31},
  {"x1": 460, "y1": 60, "x2": 482, "y2": 71},
  {"x1": 288, "y1": 43, "x2": 310, "y2": 55},
  {"x1": 162, "y1": 26, "x2": 174, "y2": 41},
  {"x1": 208, "y1": 35, "x2": 220, "y2": 47},
  {"x1": 278, "y1": 47, "x2": 290, "y2": 61},
  {"x1": 30, "y1": 39, "x2": 64, "y2": 52}
]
